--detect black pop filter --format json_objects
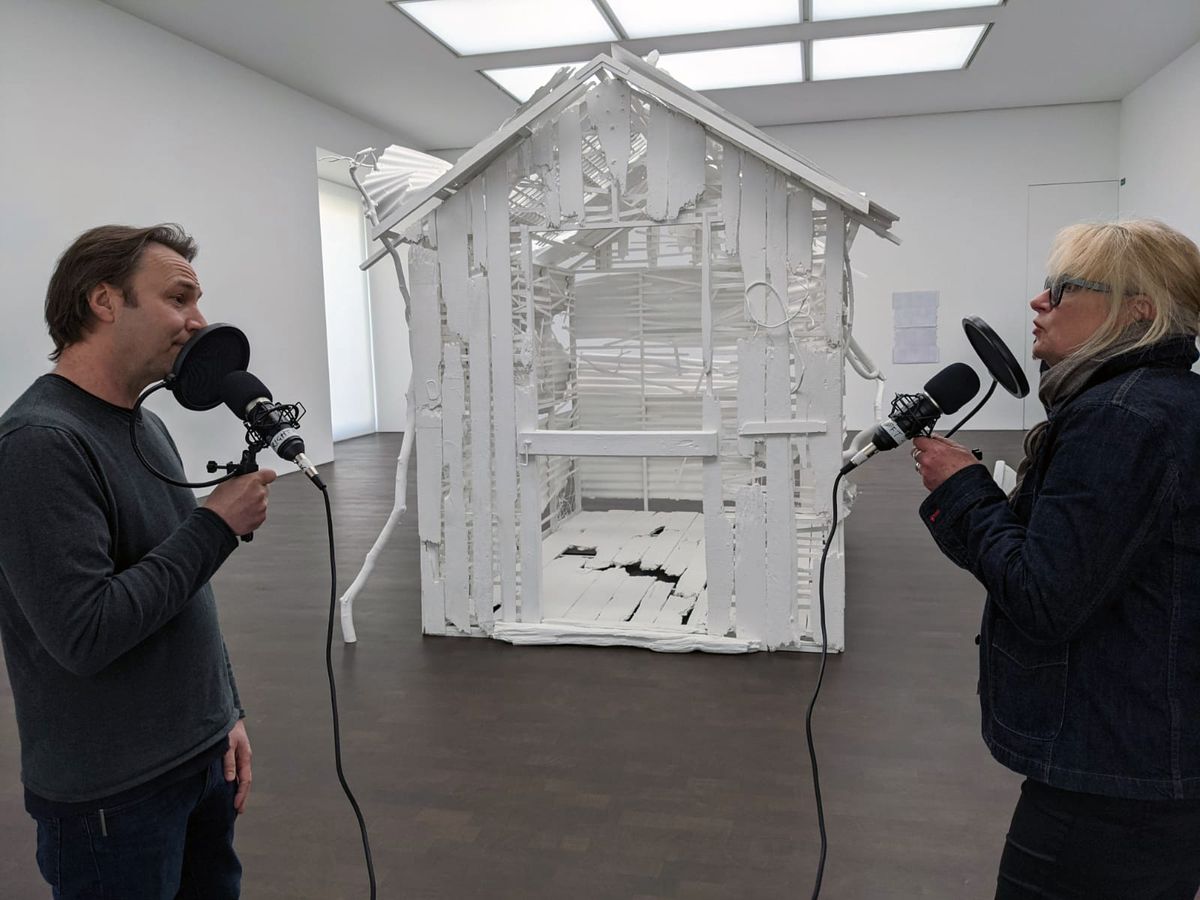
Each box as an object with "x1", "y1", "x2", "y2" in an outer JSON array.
[
  {"x1": 924, "y1": 362, "x2": 980, "y2": 414},
  {"x1": 167, "y1": 324, "x2": 251, "y2": 411},
  {"x1": 963, "y1": 316, "x2": 1029, "y2": 398}
]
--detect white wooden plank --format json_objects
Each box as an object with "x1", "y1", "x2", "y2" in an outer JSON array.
[
  {"x1": 645, "y1": 100, "x2": 671, "y2": 221},
  {"x1": 654, "y1": 590, "x2": 696, "y2": 628},
  {"x1": 702, "y1": 392, "x2": 733, "y2": 637},
  {"x1": 739, "y1": 419, "x2": 827, "y2": 436},
  {"x1": 611, "y1": 516, "x2": 660, "y2": 568},
  {"x1": 468, "y1": 274, "x2": 494, "y2": 626},
  {"x1": 688, "y1": 589, "x2": 709, "y2": 632},
  {"x1": 721, "y1": 144, "x2": 741, "y2": 256},
  {"x1": 734, "y1": 485, "x2": 767, "y2": 643},
  {"x1": 468, "y1": 178, "x2": 488, "y2": 270},
  {"x1": 519, "y1": 430, "x2": 718, "y2": 458},
  {"x1": 667, "y1": 112, "x2": 706, "y2": 218},
  {"x1": 415, "y1": 408, "x2": 443, "y2": 543},
  {"x1": 436, "y1": 190, "x2": 470, "y2": 339},
  {"x1": 639, "y1": 512, "x2": 698, "y2": 572},
  {"x1": 485, "y1": 155, "x2": 519, "y2": 622},
  {"x1": 564, "y1": 567, "x2": 629, "y2": 620},
  {"x1": 702, "y1": 211, "x2": 714, "y2": 376},
  {"x1": 581, "y1": 509, "x2": 640, "y2": 569},
  {"x1": 517, "y1": 382, "x2": 543, "y2": 624},
  {"x1": 557, "y1": 105, "x2": 585, "y2": 222},
  {"x1": 824, "y1": 204, "x2": 846, "y2": 339},
  {"x1": 596, "y1": 574, "x2": 656, "y2": 623},
  {"x1": 419, "y1": 544, "x2": 446, "y2": 636},
  {"x1": 408, "y1": 246, "x2": 441, "y2": 408},
  {"x1": 736, "y1": 337, "x2": 766, "y2": 457},
  {"x1": 586, "y1": 78, "x2": 631, "y2": 194},
  {"x1": 541, "y1": 556, "x2": 601, "y2": 620},
  {"x1": 442, "y1": 344, "x2": 470, "y2": 633},
  {"x1": 787, "y1": 186, "x2": 814, "y2": 273},
  {"x1": 739, "y1": 154, "x2": 768, "y2": 324},
  {"x1": 661, "y1": 513, "x2": 705, "y2": 578},
  {"x1": 767, "y1": 169, "x2": 788, "y2": 327},
  {"x1": 628, "y1": 581, "x2": 674, "y2": 625},
  {"x1": 765, "y1": 167, "x2": 796, "y2": 650}
]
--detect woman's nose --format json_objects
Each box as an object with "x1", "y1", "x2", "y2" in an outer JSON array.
[{"x1": 1030, "y1": 289, "x2": 1051, "y2": 312}]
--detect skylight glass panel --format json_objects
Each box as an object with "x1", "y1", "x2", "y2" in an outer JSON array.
[
  {"x1": 482, "y1": 62, "x2": 587, "y2": 102},
  {"x1": 605, "y1": 0, "x2": 799, "y2": 39},
  {"x1": 394, "y1": 0, "x2": 616, "y2": 55},
  {"x1": 812, "y1": 0, "x2": 1002, "y2": 21},
  {"x1": 656, "y1": 42, "x2": 805, "y2": 91},
  {"x1": 812, "y1": 25, "x2": 985, "y2": 80}
]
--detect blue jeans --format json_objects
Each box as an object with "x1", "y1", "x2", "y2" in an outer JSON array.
[
  {"x1": 32, "y1": 756, "x2": 241, "y2": 899},
  {"x1": 996, "y1": 778, "x2": 1200, "y2": 899}
]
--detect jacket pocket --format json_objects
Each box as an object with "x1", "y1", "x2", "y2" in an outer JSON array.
[{"x1": 988, "y1": 617, "x2": 1069, "y2": 741}]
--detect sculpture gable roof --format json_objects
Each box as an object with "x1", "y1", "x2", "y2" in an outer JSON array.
[{"x1": 368, "y1": 46, "x2": 898, "y2": 253}]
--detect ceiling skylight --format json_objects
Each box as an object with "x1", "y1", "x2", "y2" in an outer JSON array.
[
  {"x1": 657, "y1": 42, "x2": 805, "y2": 91},
  {"x1": 811, "y1": 0, "x2": 1002, "y2": 21},
  {"x1": 812, "y1": 25, "x2": 986, "y2": 80},
  {"x1": 482, "y1": 62, "x2": 587, "y2": 102},
  {"x1": 605, "y1": 0, "x2": 799, "y2": 39},
  {"x1": 393, "y1": 0, "x2": 616, "y2": 55}
]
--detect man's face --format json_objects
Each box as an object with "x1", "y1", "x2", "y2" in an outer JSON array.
[{"x1": 112, "y1": 243, "x2": 207, "y2": 383}]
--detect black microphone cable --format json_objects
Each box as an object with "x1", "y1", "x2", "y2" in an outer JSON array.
[
  {"x1": 318, "y1": 482, "x2": 378, "y2": 900},
  {"x1": 806, "y1": 468, "x2": 846, "y2": 900}
]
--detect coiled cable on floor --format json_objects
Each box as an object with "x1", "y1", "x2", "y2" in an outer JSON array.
[
  {"x1": 320, "y1": 484, "x2": 378, "y2": 899},
  {"x1": 806, "y1": 470, "x2": 846, "y2": 899}
]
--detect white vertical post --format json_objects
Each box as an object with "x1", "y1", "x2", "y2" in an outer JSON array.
[
  {"x1": 734, "y1": 484, "x2": 766, "y2": 642},
  {"x1": 485, "y1": 156, "x2": 519, "y2": 623},
  {"x1": 765, "y1": 169, "x2": 795, "y2": 649},
  {"x1": 468, "y1": 274, "x2": 495, "y2": 626},
  {"x1": 442, "y1": 344, "x2": 470, "y2": 633}
]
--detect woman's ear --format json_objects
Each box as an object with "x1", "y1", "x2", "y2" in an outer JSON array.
[{"x1": 1129, "y1": 294, "x2": 1155, "y2": 322}]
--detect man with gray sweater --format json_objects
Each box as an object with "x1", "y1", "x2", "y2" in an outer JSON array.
[{"x1": 0, "y1": 224, "x2": 276, "y2": 899}]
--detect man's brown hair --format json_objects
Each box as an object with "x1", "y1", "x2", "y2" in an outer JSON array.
[{"x1": 45, "y1": 224, "x2": 198, "y2": 360}]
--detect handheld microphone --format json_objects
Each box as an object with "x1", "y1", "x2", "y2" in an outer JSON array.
[
  {"x1": 219, "y1": 370, "x2": 321, "y2": 482},
  {"x1": 840, "y1": 362, "x2": 980, "y2": 474}
]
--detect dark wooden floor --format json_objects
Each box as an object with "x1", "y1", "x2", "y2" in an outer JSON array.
[{"x1": 0, "y1": 431, "x2": 1032, "y2": 899}]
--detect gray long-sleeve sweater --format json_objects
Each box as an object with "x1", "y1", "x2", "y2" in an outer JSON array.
[{"x1": 0, "y1": 374, "x2": 241, "y2": 802}]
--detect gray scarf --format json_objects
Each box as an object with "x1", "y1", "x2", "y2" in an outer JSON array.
[{"x1": 1011, "y1": 321, "x2": 1154, "y2": 498}]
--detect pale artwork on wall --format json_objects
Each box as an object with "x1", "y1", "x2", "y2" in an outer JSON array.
[{"x1": 340, "y1": 47, "x2": 899, "y2": 653}]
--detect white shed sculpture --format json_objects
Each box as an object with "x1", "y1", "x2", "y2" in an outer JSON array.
[{"x1": 346, "y1": 47, "x2": 898, "y2": 653}]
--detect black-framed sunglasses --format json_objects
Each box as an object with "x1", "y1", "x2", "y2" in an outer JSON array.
[{"x1": 1043, "y1": 275, "x2": 1112, "y2": 308}]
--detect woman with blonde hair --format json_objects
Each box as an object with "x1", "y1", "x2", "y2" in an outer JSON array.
[{"x1": 912, "y1": 218, "x2": 1200, "y2": 898}]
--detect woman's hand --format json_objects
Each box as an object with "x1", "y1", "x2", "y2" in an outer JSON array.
[{"x1": 911, "y1": 435, "x2": 981, "y2": 492}]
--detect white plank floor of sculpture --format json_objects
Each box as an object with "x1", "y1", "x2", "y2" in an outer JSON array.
[{"x1": 540, "y1": 510, "x2": 708, "y2": 630}]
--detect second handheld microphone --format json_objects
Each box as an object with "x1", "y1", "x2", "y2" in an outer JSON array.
[{"x1": 841, "y1": 362, "x2": 980, "y2": 474}]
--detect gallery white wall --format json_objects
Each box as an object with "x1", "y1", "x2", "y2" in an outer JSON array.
[
  {"x1": 0, "y1": 0, "x2": 400, "y2": 476},
  {"x1": 766, "y1": 102, "x2": 1122, "y2": 430},
  {"x1": 1118, "y1": 41, "x2": 1200, "y2": 246}
]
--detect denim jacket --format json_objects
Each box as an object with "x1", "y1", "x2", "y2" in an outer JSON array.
[{"x1": 919, "y1": 336, "x2": 1200, "y2": 799}]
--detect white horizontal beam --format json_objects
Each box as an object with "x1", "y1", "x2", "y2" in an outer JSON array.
[
  {"x1": 738, "y1": 419, "x2": 828, "y2": 436},
  {"x1": 519, "y1": 430, "x2": 719, "y2": 457}
]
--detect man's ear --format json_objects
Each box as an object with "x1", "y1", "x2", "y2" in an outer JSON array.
[{"x1": 87, "y1": 283, "x2": 120, "y2": 324}]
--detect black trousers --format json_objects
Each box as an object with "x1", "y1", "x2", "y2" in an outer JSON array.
[{"x1": 996, "y1": 778, "x2": 1200, "y2": 899}]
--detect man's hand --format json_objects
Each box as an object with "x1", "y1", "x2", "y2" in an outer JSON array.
[
  {"x1": 203, "y1": 469, "x2": 277, "y2": 536},
  {"x1": 224, "y1": 719, "x2": 253, "y2": 814},
  {"x1": 912, "y1": 435, "x2": 982, "y2": 492}
]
